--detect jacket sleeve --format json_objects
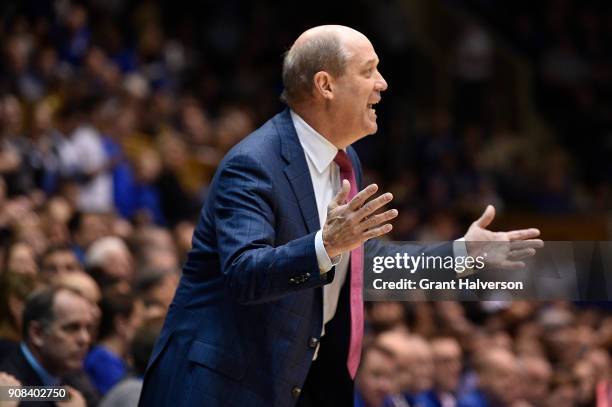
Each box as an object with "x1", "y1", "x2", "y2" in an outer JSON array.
[{"x1": 214, "y1": 153, "x2": 333, "y2": 305}]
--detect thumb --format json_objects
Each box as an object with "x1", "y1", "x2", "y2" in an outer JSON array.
[
  {"x1": 334, "y1": 179, "x2": 351, "y2": 205},
  {"x1": 475, "y1": 204, "x2": 495, "y2": 228}
]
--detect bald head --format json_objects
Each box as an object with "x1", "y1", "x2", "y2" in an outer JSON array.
[
  {"x1": 281, "y1": 25, "x2": 367, "y2": 106},
  {"x1": 377, "y1": 331, "x2": 433, "y2": 394},
  {"x1": 475, "y1": 348, "x2": 520, "y2": 405}
]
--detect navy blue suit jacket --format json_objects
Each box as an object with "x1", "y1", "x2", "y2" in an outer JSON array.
[{"x1": 138, "y1": 109, "x2": 452, "y2": 407}]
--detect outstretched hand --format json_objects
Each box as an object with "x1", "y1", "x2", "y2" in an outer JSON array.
[
  {"x1": 323, "y1": 181, "x2": 398, "y2": 259},
  {"x1": 464, "y1": 205, "x2": 544, "y2": 270}
]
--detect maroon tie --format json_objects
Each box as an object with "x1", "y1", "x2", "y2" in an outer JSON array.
[{"x1": 333, "y1": 150, "x2": 364, "y2": 379}]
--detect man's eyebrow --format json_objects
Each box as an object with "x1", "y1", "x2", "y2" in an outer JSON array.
[{"x1": 363, "y1": 58, "x2": 378, "y2": 67}]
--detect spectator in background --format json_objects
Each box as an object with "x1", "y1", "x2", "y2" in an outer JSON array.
[
  {"x1": 573, "y1": 360, "x2": 597, "y2": 407},
  {"x1": 0, "y1": 271, "x2": 38, "y2": 357},
  {"x1": 40, "y1": 244, "x2": 83, "y2": 276},
  {"x1": 0, "y1": 287, "x2": 93, "y2": 404},
  {"x1": 355, "y1": 342, "x2": 398, "y2": 407},
  {"x1": 41, "y1": 196, "x2": 74, "y2": 247},
  {"x1": 135, "y1": 268, "x2": 179, "y2": 321},
  {"x1": 84, "y1": 290, "x2": 143, "y2": 395},
  {"x1": 518, "y1": 356, "x2": 551, "y2": 407},
  {"x1": 68, "y1": 211, "x2": 108, "y2": 263},
  {"x1": 416, "y1": 337, "x2": 463, "y2": 407},
  {"x1": 366, "y1": 302, "x2": 410, "y2": 334},
  {"x1": 99, "y1": 321, "x2": 163, "y2": 407},
  {"x1": 64, "y1": 98, "x2": 114, "y2": 213},
  {"x1": 154, "y1": 133, "x2": 202, "y2": 225},
  {"x1": 57, "y1": 2, "x2": 91, "y2": 67},
  {"x1": 52, "y1": 271, "x2": 102, "y2": 330},
  {"x1": 458, "y1": 348, "x2": 521, "y2": 407},
  {"x1": 129, "y1": 148, "x2": 165, "y2": 225},
  {"x1": 0, "y1": 94, "x2": 32, "y2": 196},
  {"x1": 378, "y1": 331, "x2": 434, "y2": 406},
  {"x1": 85, "y1": 236, "x2": 134, "y2": 287},
  {"x1": 130, "y1": 225, "x2": 179, "y2": 270},
  {"x1": 377, "y1": 330, "x2": 414, "y2": 406},
  {"x1": 4, "y1": 241, "x2": 38, "y2": 275}
]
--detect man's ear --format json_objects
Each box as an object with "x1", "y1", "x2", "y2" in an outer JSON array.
[
  {"x1": 29, "y1": 321, "x2": 46, "y2": 348},
  {"x1": 313, "y1": 71, "x2": 334, "y2": 100}
]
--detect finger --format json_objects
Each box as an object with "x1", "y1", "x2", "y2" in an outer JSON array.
[
  {"x1": 348, "y1": 184, "x2": 379, "y2": 210},
  {"x1": 363, "y1": 223, "x2": 393, "y2": 240},
  {"x1": 507, "y1": 248, "x2": 536, "y2": 261},
  {"x1": 507, "y1": 228, "x2": 540, "y2": 241},
  {"x1": 509, "y1": 239, "x2": 544, "y2": 250},
  {"x1": 359, "y1": 209, "x2": 399, "y2": 231},
  {"x1": 333, "y1": 179, "x2": 351, "y2": 206},
  {"x1": 355, "y1": 192, "x2": 393, "y2": 220},
  {"x1": 475, "y1": 205, "x2": 496, "y2": 228}
]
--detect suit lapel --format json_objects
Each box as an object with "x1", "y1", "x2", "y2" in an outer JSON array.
[{"x1": 274, "y1": 109, "x2": 321, "y2": 234}]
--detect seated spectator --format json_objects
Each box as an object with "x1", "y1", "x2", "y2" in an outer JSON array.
[
  {"x1": 377, "y1": 331, "x2": 434, "y2": 406},
  {"x1": 4, "y1": 241, "x2": 38, "y2": 275},
  {"x1": 518, "y1": 355, "x2": 551, "y2": 407},
  {"x1": 42, "y1": 197, "x2": 74, "y2": 247},
  {"x1": 458, "y1": 348, "x2": 521, "y2": 407},
  {"x1": 573, "y1": 359, "x2": 597, "y2": 407},
  {"x1": 99, "y1": 321, "x2": 162, "y2": 407},
  {"x1": 0, "y1": 271, "x2": 38, "y2": 358},
  {"x1": 52, "y1": 271, "x2": 102, "y2": 331},
  {"x1": 67, "y1": 211, "x2": 108, "y2": 264},
  {"x1": 416, "y1": 337, "x2": 463, "y2": 407},
  {"x1": 366, "y1": 302, "x2": 410, "y2": 334},
  {"x1": 40, "y1": 244, "x2": 84, "y2": 276},
  {"x1": 355, "y1": 341, "x2": 398, "y2": 407},
  {"x1": 84, "y1": 290, "x2": 143, "y2": 395},
  {"x1": 0, "y1": 287, "x2": 93, "y2": 404},
  {"x1": 85, "y1": 236, "x2": 134, "y2": 285},
  {"x1": 135, "y1": 268, "x2": 179, "y2": 320}
]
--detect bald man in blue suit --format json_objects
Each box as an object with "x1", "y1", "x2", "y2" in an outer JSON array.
[{"x1": 138, "y1": 25, "x2": 541, "y2": 407}]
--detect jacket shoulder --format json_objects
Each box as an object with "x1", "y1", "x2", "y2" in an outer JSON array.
[{"x1": 222, "y1": 111, "x2": 286, "y2": 164}]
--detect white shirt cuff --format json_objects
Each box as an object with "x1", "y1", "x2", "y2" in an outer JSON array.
[
  {"x1": 315, "y1": 230, "x2": 342, "y2": 273},
  {"x1": 453, "y1": 237, "x2": 477, "y2": 277}
]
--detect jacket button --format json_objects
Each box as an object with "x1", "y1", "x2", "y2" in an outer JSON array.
[
  {"x1": 291, "y1": 386, "x2": 301, "y2": 398},
  {"x1": 308, "y1": 337, "x2": 319, "y2": 348}
]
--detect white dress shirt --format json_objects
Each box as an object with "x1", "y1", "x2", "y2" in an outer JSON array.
[
  {"x1": 291, "y1": 110, "x2": 347, "y2": 337},
  {"x1": 290, "y1": 110, "x2": 472, "y2": 341}
]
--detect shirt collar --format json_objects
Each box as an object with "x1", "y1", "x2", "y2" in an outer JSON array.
[
  {"x1": 20, "y1": 342, "x2": 61, "y2": 386},
  {"x1": 290, "y1": 110, "x2": 338, "y2": 174}
]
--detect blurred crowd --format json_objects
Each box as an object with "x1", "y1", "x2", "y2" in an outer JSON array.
[
  {"x1": 0, "y1": 0, "x2": 610, "y2": 406},
  {"x1": 356, "y1": 301, "x2": 612, "y2": 407},
  {"x1": 457, "y1": 0, "x2": 612, "y2": 210}
]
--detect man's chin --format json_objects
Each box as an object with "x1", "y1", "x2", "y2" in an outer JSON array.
[{"x1": 367, "y1": 122, "x2": 378, "y2": 135}]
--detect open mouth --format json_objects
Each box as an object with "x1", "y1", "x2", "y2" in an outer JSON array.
[{"x1": 367, "y1": 100, "x2": 379, "y2": 113}]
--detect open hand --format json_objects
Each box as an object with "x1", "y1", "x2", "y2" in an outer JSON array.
[
  {"x1": 465, "y1": 205, "x2": 543, "y2": 270},
  {"x1": 323, "y1": 182, "x2": 398, "y2": 259}
]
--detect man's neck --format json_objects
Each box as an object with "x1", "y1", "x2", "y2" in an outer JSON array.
[{"x1": 291, "y1": 105, "x2": 349, "y2": 149}]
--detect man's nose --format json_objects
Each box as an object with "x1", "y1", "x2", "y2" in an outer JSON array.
[
  {"x1": 78, "y1": 326, "x2": 91, "y2": 345},
  {"x1": 376, "y1": 71, "x2": 388, "y2": 91}
]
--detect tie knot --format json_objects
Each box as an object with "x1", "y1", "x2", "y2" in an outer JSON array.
[{"x1": 334, "y1": 150, "x2": 353, "y2": 173}]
